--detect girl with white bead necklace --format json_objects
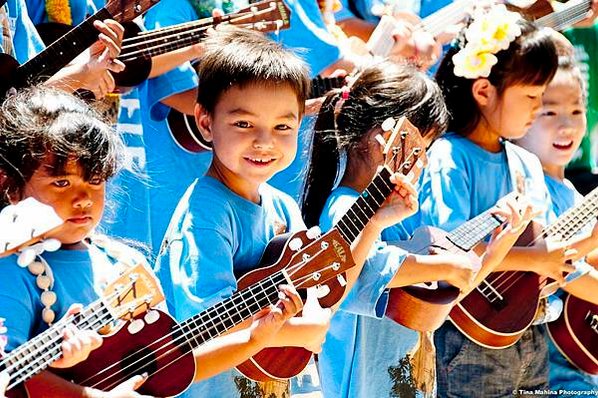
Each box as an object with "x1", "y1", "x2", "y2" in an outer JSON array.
[{"x1": 0, "y1": 86, "x2": 304, "y2": 398}]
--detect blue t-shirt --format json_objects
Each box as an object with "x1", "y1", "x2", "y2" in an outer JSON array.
[
  {"x1": 317, "y1": 186, "x2": 425, "y2": 398},
  {"x1": 155, "y1": 176, "x2": 306, "y2": 397},
  {"x1": 25, "y1": 0, "x2": 89, "y2": 25},
  {"x1": 544, "y1": 175, "x2": 598, "y2": 391},
  {"x1": 0, "y1": 241, "x2": 147, "y2": 351},
  {"x1": 417, "y1": 133, "x2": 552, "y2": 232},
  {"x1": 1, "y1": 0, "x2": 44, "y2": 63}
]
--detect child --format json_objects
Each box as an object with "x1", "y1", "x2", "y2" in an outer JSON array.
[
  {"x1": 424, "y1": 6, "x2": 585, "y2": 396},
  {"x1": 154, "y1": 26, "x2": 419, "y2": 398},
  {"x1": 0, "y1": 86, "x2": 302, "y2": 397},
  {"x1": 300, "y1": 60, "x2": 535, "y2": 398},
  {"x1": 514, "y1": 55, "x2": 598, "y2": 391}
]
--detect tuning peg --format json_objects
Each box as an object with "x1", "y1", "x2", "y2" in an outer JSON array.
[
  {"x1": 127, "y1": 319, "x2": 145, "y2": 335},
  {"x1": 288, "y1": 237, "x2": 303, "y2": 251},
  {"x1": 306, "y1": 226, "x2": 321, "y2": 240},
  {"x1": 336, "y1": 274, "x2": 347, "y2": 287},
  {"x1": 315, "y1": 284, "x2": 330, "y2": 298},
  {"x1": 144, "y1": 310, "x2": 160, "y2": 324},
  {"x1": 381, "y1": 117, "x2": 395, "y2": 132}
]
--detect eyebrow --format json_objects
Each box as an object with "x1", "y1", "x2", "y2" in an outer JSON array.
[
  {"x1": 543, "y1": 100, "x2": 581, "y2": 106},
  {"x1": 227, "y1": 108, "x2": 298, "y2": 120}
]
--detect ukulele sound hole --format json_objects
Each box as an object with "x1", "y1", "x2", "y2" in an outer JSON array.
[{"x1": 121, "y1": 346, "x2": 158, "y2": 380}]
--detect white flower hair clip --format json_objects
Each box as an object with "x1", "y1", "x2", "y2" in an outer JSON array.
[{"x1": 453, "y1": 4, "x2": 523, "y2": 79}]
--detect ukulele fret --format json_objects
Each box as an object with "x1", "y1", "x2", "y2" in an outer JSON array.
[{"x1": 182, "y1": 271, "x2": 286, "y2": 349}]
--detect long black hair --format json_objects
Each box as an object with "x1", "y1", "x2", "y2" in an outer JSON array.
[
  {"x1": 435, "y1": 19, "x2": 558, "y2": 136},
  {"x1": 301, "y1": 61, "x2": 449, "y2": 227},
  {"x1": 0, "y1": 86, "x2": 124, "y2": 207}
]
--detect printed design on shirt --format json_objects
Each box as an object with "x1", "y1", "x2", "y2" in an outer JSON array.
[
  {"x1": 273, "y1": 219, "x2": 287, "y2": 236},
  {"x1": 186, "y1": 0, "x2": 245, "y2": 19},
  {"x1": 0, "y1": 5, "x2": 14, "y2": 57},
  {"x1": 387, "y1": 354, "x2": 417, "y2": 398},
  {"x1": 233, "y1": 377, "x2": 290, "y2": 398}
]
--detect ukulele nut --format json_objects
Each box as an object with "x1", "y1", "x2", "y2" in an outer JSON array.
[{"x1": 288, "y1": 237, "x2": 303, "y2": 251}]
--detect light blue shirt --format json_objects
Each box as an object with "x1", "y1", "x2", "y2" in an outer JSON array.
[
  {"x1": 154, "y1": 176, "x2": 306, "y2": 397},
  {"x1": 0, "y1": 243, "x2": 146, "y2": 351},
  {"x1": 1, "y1": 0, "x2": 44, "y2": 63},
  {"x1": 545, "y1": 175, "x2": 598, "y2": 391},
  {"x1": 25, "y1": 0, "x2": 90, "y2": 25},
  {"x1": 317, "y1": 186, "x2": 423, "y2": 398}
]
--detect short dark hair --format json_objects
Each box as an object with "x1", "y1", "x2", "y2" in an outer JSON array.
[
  {"x1": 0, "y1": 87, "x2": 124, "y2": 207},
  {"x1": 435, "y1": 20, "x2": 558, "y2": 136},
  {"x1": 196, "y1": 26, "x2": 311, "y2": 115},
  {"x1": 301, "y1": 61, "x2": 449, "y2": 227}
]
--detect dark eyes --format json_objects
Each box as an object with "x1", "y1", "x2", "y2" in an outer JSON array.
[
  {"x1": 52, "y1": 179, "x2": 69, "y2": 188},
  {"x1": 234, "y1": 121, "x2": 251, "y2": 128}
]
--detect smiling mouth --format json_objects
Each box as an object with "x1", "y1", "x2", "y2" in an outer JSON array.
[
  {"x1": 552, "y1": 140, "x2": 574, "y2": 150},
  {"x1": 244, "y1": 157, "x2": 276, "y2": 166}
]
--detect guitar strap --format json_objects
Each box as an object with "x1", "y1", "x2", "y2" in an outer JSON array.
[{"x1": 503, "y1": 140, "x2": 527, "y2": 195}]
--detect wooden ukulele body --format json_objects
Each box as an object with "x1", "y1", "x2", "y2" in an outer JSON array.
[
  {"x1": 449, "y1": 221, "x2": 545, "y2": 348},
  {"x1": 547, "y1": 294, "x2": 598, "y2": 375},
  {"x1": 385, "y1": 226, "x2": 481, "y2": 332},
  {"x1": 236, "y1": 229, "x2": 352, "y2": 382},
  {"x1": 47, "y1": 310, "x2": 196, "y2": 397}
]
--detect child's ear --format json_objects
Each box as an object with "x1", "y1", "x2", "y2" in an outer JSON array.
[
  {"x1": 194, "y1": 103, "x2": 213, "y2": 143},
  {"x1": 471, "y1": 78, "x2": 495, "y2": 107}
]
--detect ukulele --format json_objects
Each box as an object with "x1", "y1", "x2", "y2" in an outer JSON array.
[
  {"x1": 450, "y1": 185, "x2": 598, "y2": 348},
  {"x1": 3, "y1": 262, "x2": 164, "y2": 398},
  {"x1": 52, "y1": 227, "x2": 355, "y2": 396},
  {"x1": 0, "y1": 198, "x2": 63, "y2": 258},
  {"x1": 0, "y1": 0, "x2": 160, "y2": 99},
  {"x1": 547, "y1": 293, "x2": 598, "y2": 375},
  {"x1": 168, "y1": 74, "x2": 346, "y2": 153},
  {"x1": 534, "y1": 0, "x2": 593, "y2": 31},
  {"x1": 384, "y1": 198, "x2": 514, "y2": 332},
  {"x1": 236, "y1": 117, "x2": 428, "y2": 382},
  {"x1": 35, "y1": 0, "x2": 292, "y2": 90},
  {"x1": 365, "y1": 0, "x2": 476, "y2": 58}
]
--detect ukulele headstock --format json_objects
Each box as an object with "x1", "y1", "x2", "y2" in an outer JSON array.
[
  {"x1": 227, "y1": 0, "x2": 291, "y2": 33},
  {"x1": 379, "y1": 116, "x2": 427, "y2": 183},
  {"x1": 102, "y1": 263, "x2": 164, "y2": 321},
  {"x1": 0, "y1": 198, "x2": 64, "y2": 258},
  {"x1": 105, "y1": 0, "x2": 161, "y2": 23},
  {"x1": 283, "y1": 228, "x2": 354, "y2": 290}
]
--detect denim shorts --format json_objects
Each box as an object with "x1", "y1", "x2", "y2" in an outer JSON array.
[{"x1": 434, "y1": 322, "x2": 549, "y2": 398}]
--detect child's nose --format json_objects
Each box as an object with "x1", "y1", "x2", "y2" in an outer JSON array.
[
  {"x1": 253, "y1": 129, "x2": 275, "y2": 149},
  {"x1": 73, "y1": 190, "x2": 93, "y2": 209}
]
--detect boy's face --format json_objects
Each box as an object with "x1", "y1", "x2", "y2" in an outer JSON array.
[
  {"x1": 517, "y1": 71, "x2": 586, "y2": 171},
  {"x1": 20, "y1": 159, "x2": 105, "y2": 247},
  {"x1": 196, "y1": 82, "x2": 301, "y2": 200}
]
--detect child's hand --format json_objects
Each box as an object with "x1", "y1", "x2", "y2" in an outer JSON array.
[
  {"x1": 528, "y1": 239, "x2": 578, "y2": 286},
  {"x1": 0, "y1": 370, "x2": 7, "y2": 398},
  {"x1": 484, "y1": 193, "x2": 537, "y2": 269},
  {"x1": 370, "y1": 173, "x2": 418, "y2": 230},
  {"x1": 249, "y1": 285, "x2": 303, "y2": 347},
  {"x1": 49, "y1": 304, "x2": 103, "y2": 369},
  {"x1": 428, "y1": 248, "x2": 475, "y2": 292},
  {"x1": 296, "y1": 288, "x2": 332, "y2": 353}
]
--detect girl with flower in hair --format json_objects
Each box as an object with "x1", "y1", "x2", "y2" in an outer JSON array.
[
  {"x1": 422, "y1": 5, "x2": 588, "y2": 396},
  {"x1": 300, "y1": 59, "x2": 535, "y2": 398}
]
